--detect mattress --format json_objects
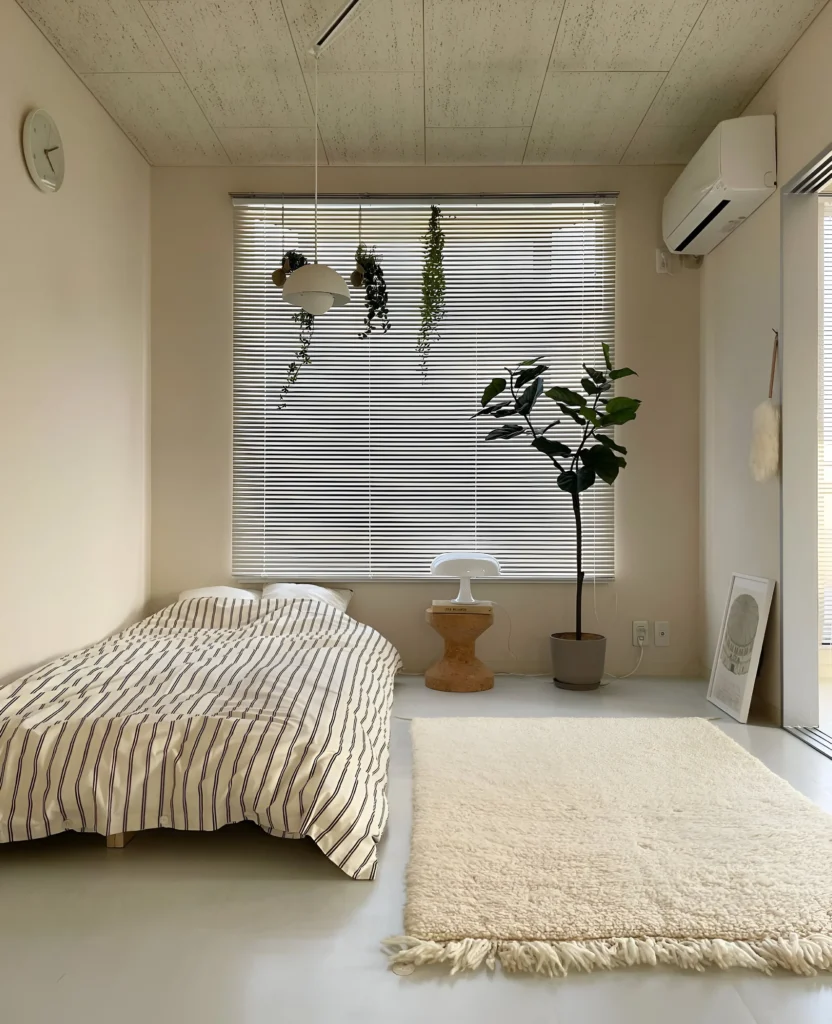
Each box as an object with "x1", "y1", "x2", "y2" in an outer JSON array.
[{"x1": 0, "y1": 597, "x2": 401, "y2": 880}]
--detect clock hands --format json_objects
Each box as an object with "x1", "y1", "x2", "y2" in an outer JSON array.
[{"x1": 44, "y1": 146, "x2": 59, "y2": 173}]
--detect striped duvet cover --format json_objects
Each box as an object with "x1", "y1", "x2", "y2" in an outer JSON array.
[{"x1": 0, "y1": 597, "x2": 402, "y2": 880}]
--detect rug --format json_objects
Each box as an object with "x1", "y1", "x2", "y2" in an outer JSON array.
[{"x1": 385, "y1": 717, "x2": 832, "y2": 976}]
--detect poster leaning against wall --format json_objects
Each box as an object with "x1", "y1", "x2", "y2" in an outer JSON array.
[{"x1": 707, "y1": 574, "x2": 776, "y2": 723}]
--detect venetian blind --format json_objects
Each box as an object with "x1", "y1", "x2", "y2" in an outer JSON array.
[
  {"x1": 820, "y1": 200, "x2": 832, "y2": 642},
  {"x1": 232, "y1": 195, "x2": 617, "y2": 580}
]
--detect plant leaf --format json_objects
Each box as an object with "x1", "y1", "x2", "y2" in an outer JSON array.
[
  {"x1": 493, "y1": 407, "x2": 517, "y2": 417},
  {"x1": 517, "y1": 356, "x2": 545, "y2": 365},
  {"x1": 601, "y1": 342, "x2": 613, "y2": 370},
  {"x1": 583, "y1": 364, "x2": 606, "y2": 384},
  {"x1": 515, "y1": 376, "x2": 544, "y2": 415},
  {"x1": 481, "y1": 377, "x2": 507, "y2": 406},
  {"x1": 546, "y1": 386, "x2": 586, "y2": 407},
  {"x1": 557, "y1": 467, "x2": 596, "y2": 493},
  {"x1": 471, "y1": 401, "x2": 513, "y2": 418},
  {"x1": 596, "y1": 434, "x2": 627, "y2": 455},
  {"x1": 610, "y1": 367, "x2": 637, "y2": 380},
  {"x1": 582, "y1": 406, "x2": 600, "y2": 427},
  {"x1": 531, "y1": 437, "x2": 572, "y2": 458},
  {"x1": 515, "y1": 364, "x2": 548, "y2": 388},
  {"x1": 580, "y1": 444, "x2": 622, "y2": 485},
  {"x1": 485, "y1": 423, "x2": 525, "y2": 441},
  {"x1": 600, "y1": 396, "x2": 641, "y2": 426},
  {"x1": 556, "y1": 403, "x2": 584, "y2": 424},
  {"x1": 581, "y1": 377, "x2": 602, "y2": 396}
]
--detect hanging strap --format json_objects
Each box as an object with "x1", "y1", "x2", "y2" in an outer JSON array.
[{"x1": 769, "y1": 330, "x2": 779, "y2": 400}]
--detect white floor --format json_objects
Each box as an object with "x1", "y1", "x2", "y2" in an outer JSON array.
[
  {"x1": 2, "y1": 675, "x2": 832, "y2": 1024},
  {"x1": 821, "y1": 679, "x2": 832, "y2": 734}
]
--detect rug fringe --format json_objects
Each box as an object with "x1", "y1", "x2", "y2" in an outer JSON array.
[{"x1": 383, "y1": 933, "x2": 832, "y2": 977}]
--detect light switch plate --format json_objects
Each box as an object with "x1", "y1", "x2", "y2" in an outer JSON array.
[{"x1": 655, "y1": 620, "x2": 670, "y2": 647}]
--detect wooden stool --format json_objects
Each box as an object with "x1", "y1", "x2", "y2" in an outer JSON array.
[{"x1": 425, "y1": 606, "x2": 494, "y2": 692}]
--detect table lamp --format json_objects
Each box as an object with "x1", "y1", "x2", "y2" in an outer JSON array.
[{"x1": 429, "y1": 551, "x2": 501, "y2": 606}]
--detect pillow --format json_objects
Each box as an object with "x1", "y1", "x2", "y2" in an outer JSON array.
[
  {"x1": 177, "y1": 586, "x2": 260, "y2": 602},
  {"x1": 261, "y1": 583, "x2": 352, "y2": 613}
]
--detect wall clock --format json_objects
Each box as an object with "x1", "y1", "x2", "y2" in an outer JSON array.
[{"x1": 22, "y1": 108, "x2": 64, "y2": 193}]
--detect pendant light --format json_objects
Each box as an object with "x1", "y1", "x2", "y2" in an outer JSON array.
[{"x1": 282, "y1": 56, "x2": 349, "y2": 317}]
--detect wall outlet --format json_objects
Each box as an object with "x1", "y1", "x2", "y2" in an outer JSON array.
[
  {"x1": 655, "y1": 248, "x2": 673, "y2": 274},
  {"x1": 655, "y1": 620, "x2": 670, "y2": 647},
  {"x1": 632, "y1": 620, "x2": 649, "y2": 646}
]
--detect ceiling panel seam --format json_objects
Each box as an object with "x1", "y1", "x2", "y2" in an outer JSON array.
[
  {"x1": 521, "y1": 0, "x2": 567, "y2": 165},
  {"x1": 139, "y1": 0, "x2": 230, "y2": 165},
  {"x1": 422, "y1": 0, "x2": 426, "y2": 165},
  {"x1": 13, "y1": 0, "x2": 153, "y2": 163},
  {"x1": 618, "y1": 0, "x2": 710, "y2": 163}
]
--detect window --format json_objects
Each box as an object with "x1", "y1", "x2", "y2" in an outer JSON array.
[{"x1": 232, "y1": 195, "x2": 617, "y2": 580}]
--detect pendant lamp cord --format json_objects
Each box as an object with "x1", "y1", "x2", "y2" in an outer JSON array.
[{"x1": 314, "y1": 55, "x2": 319, "y2": 264}]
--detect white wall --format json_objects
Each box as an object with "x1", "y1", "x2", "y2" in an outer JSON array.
[
  {"x1": 0, "y1": 2, "x2": 151, "y2": 683},
  {"x1": 151, "y1": 164, "x2": 701, "y2": 677},
  {"x1": 700, "y1": 1, "x2": 832, "y2": 720}
]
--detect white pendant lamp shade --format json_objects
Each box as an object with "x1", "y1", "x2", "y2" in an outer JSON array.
[{"x1": 283, "y1": 262, "x2": 350, "y2": 316}]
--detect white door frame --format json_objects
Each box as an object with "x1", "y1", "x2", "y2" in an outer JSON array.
[{"x1": 780, "y1": 150, "x2": 829, "y2": 727}]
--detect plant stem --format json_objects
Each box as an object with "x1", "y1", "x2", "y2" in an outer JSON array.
[
  {"x1": 571, "y1": 389, "x2": 603, "y2": 471},
  {"x1": 573, "y1": 487, "x2": 583, "y2": 640},
  {"x1": 506, "y1": 369, "x2": 565, "y2": 472}
]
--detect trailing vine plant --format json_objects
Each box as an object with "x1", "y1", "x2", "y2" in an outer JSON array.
[
  {"x1": 351, "y1": 243, "x2": 390, "y2": 339},
  {"x1": 272, "y1": 250, "x2": 315, "y2": 408},
  {"x1": 416, "y1": 204, "x2": 446, "y2": 375}
]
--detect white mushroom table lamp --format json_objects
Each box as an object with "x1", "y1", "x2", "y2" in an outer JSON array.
[
  {"x1": 425, "y1": 552, "x2": 500, "y2": 692},
  {"x1": 429, "y1": 551, "x2": 501, "y2": 605}
]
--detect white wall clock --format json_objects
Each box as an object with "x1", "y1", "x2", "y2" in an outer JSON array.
[{"x1": 22, "y1": 108, "x2": 64, "y2": 193}]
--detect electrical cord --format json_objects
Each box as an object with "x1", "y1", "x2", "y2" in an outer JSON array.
[
  {"x1": 491, "y1": 602, "x2": 518, "y2": 662},
  {"x1": 487, "y1": 588, "x2": 647, "y2": 684},
  {"x1": 491, "y1": 600, "x2": 645, "y2": 682},
  {"x1": 600, "y1": 635, "x2": 645, "y2": 685},
  {"x1": 590, "y1": 544, "x2": 646, "y2": 682}
]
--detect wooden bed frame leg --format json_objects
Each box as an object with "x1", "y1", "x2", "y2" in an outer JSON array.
[{"x1": 105, "y1": 831, "x2": 136, "y2": 849}]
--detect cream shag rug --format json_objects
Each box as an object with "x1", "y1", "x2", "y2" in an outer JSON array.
[{"x1": 385, "y1": 717, "x2": 832, "y2": 977}]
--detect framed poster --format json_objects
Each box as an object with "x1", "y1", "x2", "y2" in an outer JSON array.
[{"x1": 707, "y1": 574, "x2": 775, "y2": 723}]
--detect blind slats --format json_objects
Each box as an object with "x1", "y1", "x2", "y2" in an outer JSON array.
[{"x1": 232, "y1": 197, "x2": 617, "y2": 580}]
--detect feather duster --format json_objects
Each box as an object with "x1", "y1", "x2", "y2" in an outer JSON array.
[
  {"x1": 750, "y1": 398, "x2": 780, "y2": 481},
  {"x1": 750, "y1": 331, "x2": 780, "y2": 482}
]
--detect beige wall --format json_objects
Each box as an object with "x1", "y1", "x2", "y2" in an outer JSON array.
[
  {"x1": 0, "y1": 3, "x2": 150, "y2": 683},
  {"x1": 151, "y1": 164, "x2": 700, "y2": 676},
  {"x1": 700, "y1": 1, "x2": 832, "y2": 721}
]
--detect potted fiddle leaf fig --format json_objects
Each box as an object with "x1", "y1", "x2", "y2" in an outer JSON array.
[{"x1": 476, "y1": 345, "x2": 640, "y2": 689}]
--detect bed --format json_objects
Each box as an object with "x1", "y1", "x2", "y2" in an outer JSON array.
[{"x1": 0, "y1": 595, "x2": 401, "y2": 880}]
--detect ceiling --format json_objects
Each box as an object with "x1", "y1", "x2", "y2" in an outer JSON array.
[{"x1": 17, "y1": 0, "x2": 829, "y2": 166}]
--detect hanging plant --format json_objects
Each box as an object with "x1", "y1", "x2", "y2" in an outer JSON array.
[
  {"x1": 351, "y1": 243, "x2": 390, "y2": 339},
  {"x1": 417, "y1": 204, "x2": 446, "y2": 375},
  {"x1": 272, "y1": 250, "x2": 315, "y2": 407}
]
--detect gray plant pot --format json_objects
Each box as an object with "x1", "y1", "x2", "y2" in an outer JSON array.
[{"x1": 550, "y1": 632, "x2": 606, "y2": 690}]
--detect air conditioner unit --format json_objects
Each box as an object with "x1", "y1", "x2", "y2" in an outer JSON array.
[{"x1": 662, "y1": 115, "x2": 776, "y2": 256}]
